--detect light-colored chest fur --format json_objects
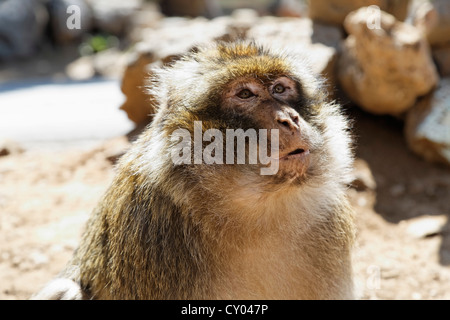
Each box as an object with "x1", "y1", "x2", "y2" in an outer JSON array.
[{"x1": 209, "y1": 183, "x2": 354, "y2": 300}]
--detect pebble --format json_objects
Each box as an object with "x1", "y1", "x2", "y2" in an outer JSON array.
[{"x1": 405, "y1": 215, "x2": 447, "y2": 238}]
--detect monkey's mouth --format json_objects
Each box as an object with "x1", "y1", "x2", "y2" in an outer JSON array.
[
  {"x1": 280, "y1": 148, "x2": 310, "y2": 160},
  {"x1": 272, "y1": 147, "x2": 311, "y2": 179}
]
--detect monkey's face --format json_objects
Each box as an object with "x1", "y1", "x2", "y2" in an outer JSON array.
[
  {"x1": 220, "y1": 75, "x2": 322, "y2": 183},
  {"x1": 152, "y1": 42, "x2": 351, "y2": 189}
]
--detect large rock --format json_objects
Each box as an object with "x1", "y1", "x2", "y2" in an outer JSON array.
[
  {"x1": 0, "y1": 0, "x2": 48, "y2": 60},
  {"x1": 338, "y1": 7, "x2": 439, "y2": 115},
  {"x1": 412, "y1": 0, "x2": 450, "y2": 47},
  {"x1": 120, "y1": 49, "x2": 159, "y2": 125},
  {"x1": 405, "y1": 77, "x2": 450, "y2": 167},
  {"x1": 309, "y1": 0, "x2": 411, "y2": 25}
]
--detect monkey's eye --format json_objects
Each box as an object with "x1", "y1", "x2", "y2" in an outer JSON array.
[
  {"x1": 273, "y1": 84, "x2": 286, "y2": 94},
  {"x1": 236, "y1": 89, "x2": 255, "y2": 99}
]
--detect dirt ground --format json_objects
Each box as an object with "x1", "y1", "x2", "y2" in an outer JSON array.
[{"x1": 0, "y1": 103, "x2": 449, "y2": 300}]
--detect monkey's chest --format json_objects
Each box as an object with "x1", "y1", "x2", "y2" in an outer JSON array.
[{"x1": 214, "y1": 242, "x2": 311, "y2": 299}]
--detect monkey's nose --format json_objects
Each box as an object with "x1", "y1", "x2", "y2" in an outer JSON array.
[{"x1": 275, "y1": 110, "x2": 300, "y2": 132}]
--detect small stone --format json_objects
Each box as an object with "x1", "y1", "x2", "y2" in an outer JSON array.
[
  {"x1": 405, "y1": 215, "x2": 447, "y2": 238},
  {"x1": 29, "y1": 251, "x2": 49, "y2": 267},
  {"x1": 350, "y1": 158, "x2": 377, "y2": 191}
]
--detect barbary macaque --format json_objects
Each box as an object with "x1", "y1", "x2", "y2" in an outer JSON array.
[{"x1": 33, "y1": 41, "x2": 355, "y2": 300}]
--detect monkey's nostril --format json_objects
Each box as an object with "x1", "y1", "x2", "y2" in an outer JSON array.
[{"x1": 277, "y1": 117, "x2": 298, "y2": 131}]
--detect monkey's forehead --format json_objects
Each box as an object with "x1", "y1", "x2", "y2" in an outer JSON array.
[
  {"x1": 202, "y1": 43, "x2": 295, "y2": 78},
  {"x1": 215, "y1": 56, "x2": 291, "y2": 81},
  {"x1": 203, "y1": 42, "x2": 320, "y2": 92}
]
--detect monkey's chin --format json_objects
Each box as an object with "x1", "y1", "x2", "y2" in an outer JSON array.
[{"x1": 271, "y1": 149, "x2": 311, "y2": 183}]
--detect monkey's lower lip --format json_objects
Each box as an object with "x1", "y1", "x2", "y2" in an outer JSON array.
[{"x1": 280, "y1": 148, "x2": 310, "y2": 160}]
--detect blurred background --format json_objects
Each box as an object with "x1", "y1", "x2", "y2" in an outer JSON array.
[{"x1": 0, "y1": 0, "x2": 449, "y2": 300}]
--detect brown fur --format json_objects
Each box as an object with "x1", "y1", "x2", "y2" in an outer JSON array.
[{"x1": 32, "y1": 41, "x2": 355, "y2": 300}]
